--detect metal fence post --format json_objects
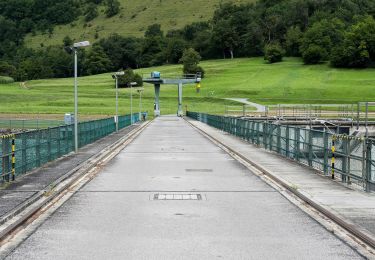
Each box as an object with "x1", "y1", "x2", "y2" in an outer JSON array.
[
  {"x1": 342, "y1": 137, "x2": 348, "y2": 183},
  {"x1": 47, "y1": 128, "x2": 52, "y2": 162},
  {"x1": 36, "y1": 130, "x2": 41, "y2": 167},
  {"x1": 256, "y1": 122, "x2": 260, "y2": 146},
  {"x1": 22, "y1": 133, "x2": 27, "y2": 174},
  {"x1": 277, "y1": 125, "x2": 281, "y2": 154},
  {"x1": 286, "y1": 125, "x2": 290, "y2": 158},
  {"x1": 365, "y1": 141, "x2": 371, "y2": 192},
  {"x1": 323, "y1": 130, "x2": 328, "y2": 175},
  {"x1": 295, "y1": 128, "x2": 300, "y2": 162},
  {"x1": 2, "y1": 138, "x2": 10, "y2": 182},
  {"x1": 263, "y1": 123, "x2": 268, "y2": 149},
  {"x1": 308, "y1": 129, "x2": 313, "y2": 167},
  {"x1": 346, "y1": 137, "x2": 351, "y2": 184}
]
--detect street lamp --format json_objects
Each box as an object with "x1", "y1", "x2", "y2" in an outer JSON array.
[
  {"x1": 136, "y1": 88, "x2": 144, "y2": 120},
  {"x1": 72, "y1": 41, "x2": 90, "y2": 153},
  {"x1": 128, "y1": 82, "x2": 137, "y2": 124},
  {"x1": 112, "y1": 71, "x2": 125, "y2": 132}
]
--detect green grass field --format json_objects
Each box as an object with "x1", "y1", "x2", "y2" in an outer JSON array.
[
  {"x1": 1, "y1": 57, "x2": 375, "y2": 119},
  {"x1": 25, "y1": 0, "x2": 253, "y2": 48}
]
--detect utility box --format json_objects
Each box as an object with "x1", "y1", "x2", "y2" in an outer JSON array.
[
  {"x1": 151, "y1": 71, "x2": 160, "y2": 78},
  {"x1": 64, "y1": 113, "x2": 74, "y2": 125}
]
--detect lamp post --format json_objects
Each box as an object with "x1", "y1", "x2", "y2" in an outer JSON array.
[
  {"x1": 112, "y1": 71, "x2": 125, "y2": 132},
  {"x1": 128, "y1": 82, "x2": 137, "y2": 124},
  {"x1": 72, "y1": 41, "x2": 90, "y2": 153},
  {"x1": 137, "y1": 88, "x2": 144, "y2": 120}
]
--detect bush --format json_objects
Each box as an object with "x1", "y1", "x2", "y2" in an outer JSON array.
[
  {"x1": 302, "y1": 44, "x2": 327, "y2": 64},
  {"x1": 85, "y1": 4, "x2": 99, "y2": 22},
  {"x1": 105, "y1": 0, "x2": 120, "y2": 18},
  {"x1": 0, "y1": 76, "x2": 15, "y2": 84},
  {"x1": 118, "y1": 68, "x2": 143, "y2": 87},
  {"x1": 330, "y1": 44, "x2": 370, "y2": 68},
  {"x1": 0, "y1": 61, "x2": 16, "y2": 78},
  {"x1": 180, "y1": 48, "x2": 205, "y2": 77},
  {"x1": 264, "y1": 43, "x2": 285, "y2": 63}
]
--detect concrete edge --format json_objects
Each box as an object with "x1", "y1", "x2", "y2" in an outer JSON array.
[
  {"x1": 184, "y1": 117, "x2": 375, "y2": 250},
  {"x1": 0, "y1": 121, "x2": 151, "y2": 241}
]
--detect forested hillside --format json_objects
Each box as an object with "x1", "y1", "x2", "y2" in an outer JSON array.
[{"x1": 1, "y1": 0, "x2": 375, "y2": 82}]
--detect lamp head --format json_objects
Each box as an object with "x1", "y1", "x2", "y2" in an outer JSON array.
[
  {"x1": 115, "y1": 71, "x2": 125, "y2": 76},
  {"x1": 73, "y1": 41, "x2": 90, "y2": 48}
]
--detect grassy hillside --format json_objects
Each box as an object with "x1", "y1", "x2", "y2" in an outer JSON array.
[
  {"x1": 1, "y1": 57, "x2": 375, "y2": 119},
  {"x1": 25, "y1": 0, "x2": 253, "y2": 48}
]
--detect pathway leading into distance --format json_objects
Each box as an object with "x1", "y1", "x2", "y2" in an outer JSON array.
[{"x1": 6, "y1": 116, "x2": 362, "y2": 259}]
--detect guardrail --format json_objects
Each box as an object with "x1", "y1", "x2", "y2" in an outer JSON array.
[
  {"x1": 187, "y1": 111, "x2": 375, "y2": 192},
  {"x1": 0, "y1": 113, "x2": 140, "y2": 183},
  {"x1": 0, "y1": 119, "x2": 64, "y2": 131}
]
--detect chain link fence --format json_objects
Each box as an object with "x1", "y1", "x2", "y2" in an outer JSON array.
[
  {"x1": 0, "y1": 113, "x2": 140, "y2": 183},
  {"x1": 0, "y1": 119, "x2": 64, "y2": 131},
  {"x1": 187, "y1": 111, "x2": 375, "y2": 192}
]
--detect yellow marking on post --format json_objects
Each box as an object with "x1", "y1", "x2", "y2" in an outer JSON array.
[{"x1": 0, "y1": 134, "x2": 15, "y2": 139}]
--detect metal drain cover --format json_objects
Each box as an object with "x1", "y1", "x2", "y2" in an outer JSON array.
[
  {"x1": 185, "y1": 169, "x2": 213, "y2": 172},
  {"x1": 153, "y1": 194, "x2": 202, "y2": 200}
]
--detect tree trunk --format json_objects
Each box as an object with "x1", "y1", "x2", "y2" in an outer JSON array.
[{"x1": 230, "y1": 49, "x2": 234, "y2": 59}]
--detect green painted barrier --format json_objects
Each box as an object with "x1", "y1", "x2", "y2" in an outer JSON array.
[
  {"x1": 0, "y1": 113, "x2": 140, "y2": 183},
  {"x1": 187, "y1": 111, "x2": 375, "y2": 192}
]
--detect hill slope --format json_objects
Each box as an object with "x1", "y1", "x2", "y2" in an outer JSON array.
[
  {"x1": 1, "y1": 57, "x2": 375, "y2": 118},
  {"x1": 25, "y1": 0, "x2": 253, "y2": 48}
]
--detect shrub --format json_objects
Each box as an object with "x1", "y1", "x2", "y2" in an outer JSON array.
[
  {"x1": 118, "y1": 68, "x2": 143, "y2": 87},
  {"x1": 302, "y1": 44, "x2": 327, "y2": 64},
  {"x1": 264, "y1": 43, "x2": 285, "y2": 63},
  {"x1": 0, "y1": 76, "x2": 15, "y2": 84}
]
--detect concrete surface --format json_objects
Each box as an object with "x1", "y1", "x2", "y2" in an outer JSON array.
[
  {"x1": 225, "y1": 98, "x2": 266, "y2": 112},
  {"x1": 0, "y1": 124, "x2": 140, "y2": 219},
  {"x1": 188, "y1": 119, "x2": 375, "y2": 241},
  {"x1": 6, "y1": 116, "x2": 363, "y2": 259}
]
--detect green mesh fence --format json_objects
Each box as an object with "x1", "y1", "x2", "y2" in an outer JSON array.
[
  {"x1": 0, "y1": 113, "x2": 140, "y2": 183},
  {"x1": 187, "y1": 111, "x2": 375, "y2": 192},
  {"x1": 0, "y1": 119, "x2": 64, "y2": 130}
]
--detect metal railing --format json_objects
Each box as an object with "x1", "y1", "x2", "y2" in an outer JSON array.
[
  {"x1": 0, "y1": 119, "x2": 64, "y2": 131},
  {"x1": 0, "y1": 113, "x2": 140, "y2": 183},
  {"x1": 187, "y1": 111, "x2": 375, "y2": 192},
  {"x1": 225, "y1": 104, "x2": 355, "y2": 119}
]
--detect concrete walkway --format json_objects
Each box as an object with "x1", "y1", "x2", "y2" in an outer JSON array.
[
  {"x1": 0, "y1": 123, "x2": 140, "y2": 219},
  {"x1": 6, "y1": 116, "x2": 363, "y2": 259},
  {"x1": 188, "y1": 119, "x2": 375, "y2": 242},
  {"x1": 225, "y1": 98, "x2": 266, "y2": 112}
]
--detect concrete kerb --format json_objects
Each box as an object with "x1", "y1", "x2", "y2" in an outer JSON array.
[
  {"x1": 184, "y1": 117, "x2": 375, "y2": 251},
  {"x1": 0, "y1": 120, "x2": 151, "y2": 241}
]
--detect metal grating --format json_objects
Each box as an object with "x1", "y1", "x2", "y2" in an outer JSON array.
[
  {"x1": 153, "y1": 193, "x2": 202, "y2": 200},
  {"x1": 185, "y1": 169, "x2": 213, "y2": 172}
]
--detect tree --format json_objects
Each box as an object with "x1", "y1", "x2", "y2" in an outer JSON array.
[
  {"x1": 285, "y1": 26, "x2": 302, "y2": 56},
  {"x1": 330, "y1": 16, "x2": 375, "y2": 68},
  {"x1": 117, "y1": 68, "x2": 143, "y2": 88},
  {"x1": 300, "y1": 19, "x2": 345, "y2": 64},
  {"x1": 179, "y1": 48, "x2": 205, "y2": 77},
  {"x1": 164, "y1": 37, "x2": 187, "y2": 64},
  {"x1": 0, "y1": 61, "x2": 16, "y2": 78},
  {"x1": 212, "y1": 19, "x2": 239, "y2": 59},
  {"x1": 85, "y1": 45, "x2": 112, "y2": 75},
  {"x1": 302, "y1": 44, "x2": 327, "y2": 64},
  {"x1": 145, "y1": 24, "x2": 163, "y2": 38},
  {"x1": 63, "y1": 36, "x2": 73, "y2": 47},
  {"x1": 105, "y1": 0, "x2": 120, "y2": 18},
  {"x1": 84, "y1": 3, "x2": 98, "y2": 22},
  {"x1": 140, "y1": 24, "x2": 165, "y2": 67},
  {"x1": 264, "y1": 43, "x2": 285, "y2": 63}
]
